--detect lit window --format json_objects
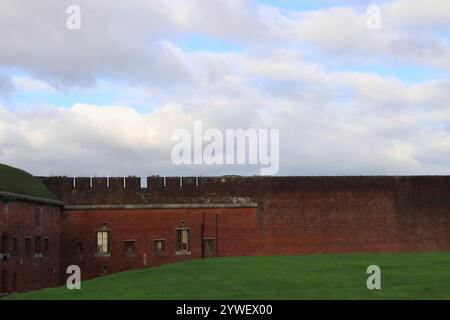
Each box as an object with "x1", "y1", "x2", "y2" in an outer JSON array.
[
  {"x1": 176, "y1": 229, "x2": 190, "y2": 253},
  {"x1": 96, "y1": 231, "x2": 110, "y2": 254}
]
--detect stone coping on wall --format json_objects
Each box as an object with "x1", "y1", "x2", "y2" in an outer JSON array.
[
  {"x1": 64, "y1": 203, "x2": 258, "y2": 210},
  {"x1": 0, "y1": 190, "x2": 64, "y2": 207}
]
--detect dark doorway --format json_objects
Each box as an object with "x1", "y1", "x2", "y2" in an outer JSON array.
[
  {"x1": 1, "y1": 271, "x2": 7, "y2": 294},
  {"x1": 12, "y1": 273, "x2": 17, "y2": 292}
]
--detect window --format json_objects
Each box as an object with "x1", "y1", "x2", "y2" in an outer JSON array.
[
  {"x1": 0, "y1": 235, "x2": 7, "y2": 253},
  {"x1": 203, "y1": 238, "x2": 215, "y2": 251},
  {"x1": 12, "y1": 237, "x2": 17, "y2": 254},
  {"x1": 96, "y1": 231, "x2": 110, "y2": 255},
  {"x1": 12, "y1": 273, "x2": 17, "y2": 293},
  {"x1": 154, "y1": 239, "x2": 165, "y2": 253},
  {"x1": 75, "y1": 241, "x2": 84, "y2": 255},
  {"x1": 101, "y1": 265, "x2": 108, "y2": 275},
  {"x1": 43, "y1": 238, "x2": 49, "y2": 254},
  {"x1": 25, "y1": 237, "x2": 32, "y2": 255},
  {"x1": 1, "y1": 271, "x2": 7, "y2": 294},
  {"x1": 176, "y1": 229, "x2": 190, "y2": 253},
  {"x1": 35, "y1": 208, "x2": 42, "y2": 226},
  {"x1": 123, "y1": 240, "x2": 136, "y2": 256},
  {"x1": 35, "y1": 237, "x2": 42, "y2": 254}
]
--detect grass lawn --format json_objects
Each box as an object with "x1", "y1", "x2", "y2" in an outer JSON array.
[{"x1": 5, "y1": 253, "x2": 450, "y2": 300}]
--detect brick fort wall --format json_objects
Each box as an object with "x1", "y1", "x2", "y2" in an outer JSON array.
[{"x1": 38, "y1": 176, "x2": 450, "y2": 281}]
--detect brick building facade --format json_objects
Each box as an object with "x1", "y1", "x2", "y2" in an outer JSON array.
[
  {"x1": 0, "y1": 165, "x2": 62, "y2": 296},
  {"x1": 60, "y1": 205, "x2": 258, "y2": 280},
  {"x1": 2, "y1": 164, "x2": 450, "y2": 294},
  {"x1": 39, "y1": 175, "x2": 450, "y2": 283}
]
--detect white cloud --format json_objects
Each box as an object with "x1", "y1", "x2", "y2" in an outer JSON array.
[
  {"x1": 1, "y1": 55, "x2": 449, "y2": 177},
  {"x1": 384, "y1": 0, "x2": 450, "y2": 30},
  {"x1": 11, "y1": 76, "x2": 56, "y2": 92},
  {"x1": 291, "y1": 1, "x2": 450, "y2": 70},
  {"x1": 0, "y1": 0, "x2": 449, "y2": 177},
  {"x1": 0, "y1": 0, "x2": 449, "y2": 84}
]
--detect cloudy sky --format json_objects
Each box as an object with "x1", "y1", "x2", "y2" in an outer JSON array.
[{"x1": 0, "y1": 0, "x2": 449, "y2": 179}]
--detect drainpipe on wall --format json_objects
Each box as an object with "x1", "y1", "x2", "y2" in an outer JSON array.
[
  {"x1": 215, "y1": 213, "x2": 219, "y2": 257},
  {"x1": 201, "y1": 212, "x2": 205, "y2": 259}
]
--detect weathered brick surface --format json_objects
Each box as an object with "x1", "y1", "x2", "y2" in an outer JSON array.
[
  {"x1": 37, "y1": 176, "x2": 450, "y2": 282},
  {"x1": 0, "y1": 200, "x2": 60, "y2": 294},
  {"x1": 60, "y1": 207, "x2": 258, "y2": 281}
]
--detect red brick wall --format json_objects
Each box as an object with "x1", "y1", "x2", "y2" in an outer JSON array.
[
  {"x1": 38, "y1": 175, "x2": 450, "y2": 282},
  {"x1": 0, "y1": 200, "x2": 60, "y2": 295},
  {"x1": 60, "y1": 207, "x2": 258, "y2": 281}
]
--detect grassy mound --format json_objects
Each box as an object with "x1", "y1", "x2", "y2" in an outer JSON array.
[
  {"x1": 0, "y1": 163, "x2": 56, "y2": 200},
  {"x1": 5, "y1": 253, "x2": 450, "y2": 300}
]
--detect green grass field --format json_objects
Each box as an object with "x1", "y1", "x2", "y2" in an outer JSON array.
[{"x1": 5, "y1": 253, "x2": 450, "y2": 300}]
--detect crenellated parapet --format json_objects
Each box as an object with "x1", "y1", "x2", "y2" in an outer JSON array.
[{"x1": 37, "y1": 175, "x2": 450, "y2": 207}]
